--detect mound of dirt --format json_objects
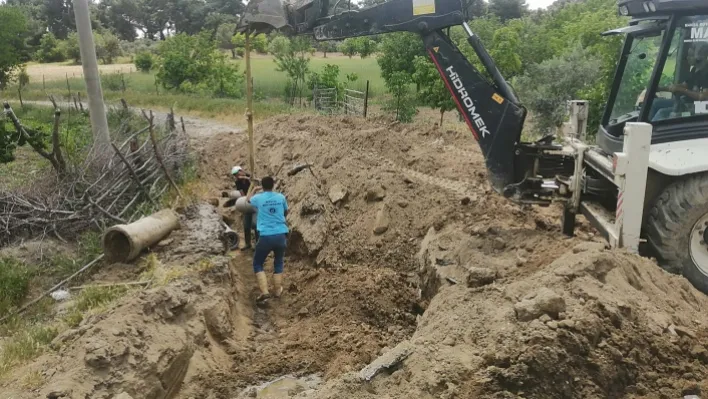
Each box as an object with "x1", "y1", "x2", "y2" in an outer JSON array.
[
  {"x1": 202, "y1": 114, "x2": 708, "y2": 398},
  {"x1": 7, "y1": 112, "x2": 708, "y2": 399},
  {"x1": 299, "y1": 241, "x2": 708, "y2": 399}
]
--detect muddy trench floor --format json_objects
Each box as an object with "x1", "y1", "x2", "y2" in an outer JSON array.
[{"x1": 189, "y1": 249, "x2": 420, "y2": 398}]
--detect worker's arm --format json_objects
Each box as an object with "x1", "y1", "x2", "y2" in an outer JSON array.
[
  {"x1": 665, "y1": 84, "x2": 708, "y2": 101},
  {"x1": 283, "y1": 196, "x2": 289, "y2": 217},
  {"x1": 247, "y1": 186, "x2": 262, "y2": 203}
]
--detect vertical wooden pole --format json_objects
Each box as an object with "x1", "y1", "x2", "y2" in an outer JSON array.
[
  {"x1": 245, "y1": 30, "x2": 256, "y2": 177},
  {"x1": 364, "y1": 80, "x2": 370, "y2": 118}
]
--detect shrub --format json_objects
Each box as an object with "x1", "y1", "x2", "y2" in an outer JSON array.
[
  {"x1": 0, "y1": 258, "x2": 31, "y2": 315},
  {"x1": 514, "y1": 45, "x2": 601, "y2": 135},
  {"x1": 36, "y1": 33, "x2": 66, "y2": 63},
  {"x1": 134, "y1": 52, "x2": 154, "y2": 72},
  {"x1": 157, "y1": 31, "x2": 244, "y2": 99},
  {"x1": 157, "y1": 32, "x2": 217, "y2": 90},
  {"x1": 384, "y1": 71, "x2": 417, "y2": 123}
]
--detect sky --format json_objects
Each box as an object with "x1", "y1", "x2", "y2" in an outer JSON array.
[{"x1": 527, "y1": 0, "x2": 557, "y2": 9}]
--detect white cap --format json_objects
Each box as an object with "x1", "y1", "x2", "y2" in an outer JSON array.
[{"x1": 231, "y1": 166, "x2": 242, "y2": 175}]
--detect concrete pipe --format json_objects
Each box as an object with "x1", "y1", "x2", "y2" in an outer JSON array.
[
  {"x1": 103, "y1": 209, "x2": 180, "y2": 263},
  {"x1": 228, "y1": 190, "x2": 243, "y2": 200},
  {"x1": 235, "y1": 196, "x2": 256, "y2": 214}
]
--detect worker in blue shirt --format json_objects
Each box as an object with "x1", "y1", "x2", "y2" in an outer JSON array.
[{"x1": 247, "y1": 176, "x2": 289, "y2": 302}]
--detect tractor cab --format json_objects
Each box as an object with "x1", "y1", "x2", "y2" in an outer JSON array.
[{"x1": 597, "y1": 0, "x2": 708, "y2": 154}]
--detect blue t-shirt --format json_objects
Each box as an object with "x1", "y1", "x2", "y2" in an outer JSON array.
[{"x1": 249, "y1": 191, "x2": 289, "y2": 236}]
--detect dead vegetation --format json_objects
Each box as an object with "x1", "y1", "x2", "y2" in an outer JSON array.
[{"x1": 0, "y1": 101, "x2": 191, "y2": 245}]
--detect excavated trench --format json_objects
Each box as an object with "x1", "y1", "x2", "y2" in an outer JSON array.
[{"x1": 9, "y1": 114, "x2": 708, "y2": 399}]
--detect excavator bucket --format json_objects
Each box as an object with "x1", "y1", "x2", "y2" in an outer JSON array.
[{"x1": 238, "y1": 0, "x2": 292, "y2": 34}]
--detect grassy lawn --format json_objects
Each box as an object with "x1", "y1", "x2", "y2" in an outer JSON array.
[{"x1": 4, "y1": 55, "x2": 386, "y2": 122}]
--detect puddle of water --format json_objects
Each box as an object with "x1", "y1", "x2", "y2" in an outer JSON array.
[{"x1": 241, "y1": 374, "x2": 322, "y2": 398}]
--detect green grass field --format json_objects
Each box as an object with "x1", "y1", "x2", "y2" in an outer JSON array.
[{"x1": 4, "y1": 55, "x2": 386, "y2": 122}]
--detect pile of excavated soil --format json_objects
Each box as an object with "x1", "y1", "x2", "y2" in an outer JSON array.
[
  {"x1": 200, "y1": 114, "x2": 708, "y2": 398},
  {"x1": 5, "y1": 113, "x2": 708, "y2": 399}
]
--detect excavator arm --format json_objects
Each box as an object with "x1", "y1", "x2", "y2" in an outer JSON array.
[{"x1": 239, "y1": 0, "x2": 573, "y2": 202}]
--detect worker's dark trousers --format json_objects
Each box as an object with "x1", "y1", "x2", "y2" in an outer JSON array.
[
  {"x1": 242, "y1": 212, "x2": 258, "y2": 247},
  {"x1": 253, "y1": 233, "x2": 287, "y2": 274}
]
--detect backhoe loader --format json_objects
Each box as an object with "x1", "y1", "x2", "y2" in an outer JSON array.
[{"x1": 238, "y1": 0, "x2": 708, "y2": 294}]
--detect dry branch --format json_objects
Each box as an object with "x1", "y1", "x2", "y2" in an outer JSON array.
[{"x1": 1, "y1": 102, "x2": 190, "y2": 245}]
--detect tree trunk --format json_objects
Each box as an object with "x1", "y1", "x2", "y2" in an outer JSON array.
[
  {"x1": 231, "y1": 48, "x2": 236, "y2": 59},
  {"x1": 440, "y1": 110, "x2": 444, "y2": 126},
  {"x1": 323, "y1": 51, "x2": 327, "y2": 58}
]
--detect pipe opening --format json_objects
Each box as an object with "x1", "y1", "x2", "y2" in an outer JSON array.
[{"x1": 104, "y1": 230, "x2": 133, "y2": 262}]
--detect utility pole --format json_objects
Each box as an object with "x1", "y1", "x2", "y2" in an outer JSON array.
[
  {"x1": 73, "y1": 0, "x2": 110, "y2": 151},
  {"x1": 245, "y1": 30, "x2": 256, "y2": 177}
]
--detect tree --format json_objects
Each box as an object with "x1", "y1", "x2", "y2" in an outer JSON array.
[
  {"x1": 0, "y1": 7, "x2": 28, "y2": 89},
  {"x1": 65, "y1": 32, "x2": 82, "y2": 64},
  {"x1": 134, "y1": 52, "x2": 155, "y2": 72},
  {"x1": 269, "y1": 35, "x2": 312, "y2": 105},
  {"x1": 384, "y1": 71, "x2": 417, "y2": 123},
  {"x1": 352, "y1": 37, "x2": 376, "y2": 58},
  {"x1": 97, "y1": 32, "x2": 123, "y2": 64},
  {"x1": 232, "y1": 32, "x2": 268, "y2": 57},
  {"x1": 377, "y1": 32, "x2": 426, "y2": 86},
  {"x1": 252, "y1": 34, "x2": 268, "y2": 54},
  {"x1": 339, "y1": 39, "x2": 358, "y2": 58},
  {"x1": 463, "y1": 0, "x2": 487, "y2": 17},
  {"x1": 157, "y1": 32, "x2": 216, "y2": 89},
  {"x1": 514, "y1": 46, "x2": 601, "y2": 134},
  {"x1": 36, "y1": 32, "x2": 66, "y2": 63},
  {"x1": 216, "y1": 23, "x2": 236, "y2": 57},
  {"x1": 488, "y1": 0, "x2": 528, "y2": 22},
  {"x1": 412, "y1": 56, "x2": 455, "y2": 125},
  {"x1": 156, "y1": 31, "x2": 244, "y2": 98},
  {"x1": 488, "y1": 26, "x2": 522, "y2": 78},
  {"x1": 316, "y1": 41, "x2": 337, "y2": 58},
  {"x1": 308, "y1": 63, "x2": 343, "y2": 100}
]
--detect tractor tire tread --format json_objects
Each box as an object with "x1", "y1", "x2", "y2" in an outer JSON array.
[{"x1": 645, "y1": 173, "x2": 708, "y2": 293}]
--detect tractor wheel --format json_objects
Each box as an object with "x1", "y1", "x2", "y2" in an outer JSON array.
[{"x1": 645, "y1": 173, "x2": 708, "y2": 294}]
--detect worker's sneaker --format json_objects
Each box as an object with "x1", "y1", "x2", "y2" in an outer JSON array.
[
  {"x1": 255, "y1": 271, "x2": 270, "y2": 302},
  {"x1": 273, "y1": 273, "x2": 284, "y2": 298}
]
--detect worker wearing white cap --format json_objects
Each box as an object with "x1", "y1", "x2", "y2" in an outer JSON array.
[{"x1": 231, "y1": 166, "x2": 258, "y2": 249}]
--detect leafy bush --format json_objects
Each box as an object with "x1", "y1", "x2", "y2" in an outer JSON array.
[
  {"x1": 412, "y1": 56, "x2": 455, "y2": 125},
  {"x1": 0, "y1": 258, "x2": 31, "y2": 315},
  {"x1": 514, "y1": 46, "x2": 601, "y2": 134},
  {"x1": 36, "y1": 33, "x2": 66, "y2": 63},
  {"x1": 384, "y1": 71, "x2": 417, "y2": 123},
  {"x1": 157, "y1": 32, "x2": 244, "y2": 99},
  {"x1": 65, "y1": 32, "x2": 81, "y2": 64},
  {"x1": 97, "y1": 32, "x2": 122, "y2": 64},
  {"x1": 308, "y1": 64, "x2": 343, "y2": 100},
  {"x1": 134, "y1": 52, "x2": 155, "y2": 72},
  {"x1": 102, "y1": 72, "x2": 126, "y2": 91},
  {"x1": 377, "y1": 32, "x2": 425, "y2": 86},
  {"x1": 157, "y1": 32, "x2": 218, "y2": 90}
]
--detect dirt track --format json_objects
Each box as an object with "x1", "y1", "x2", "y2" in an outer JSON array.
[{"x1": 3, "y1": 112, "x2": 708, "y2": 399}]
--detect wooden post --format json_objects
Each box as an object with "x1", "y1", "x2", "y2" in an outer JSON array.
[
  {"x1": 364, "y1": 80, "x2": 370, "y2": 118},
  {"x1": 245, "y1": 30, "x2": 256, "y2": 177}
]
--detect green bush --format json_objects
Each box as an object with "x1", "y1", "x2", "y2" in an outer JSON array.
[
  {"x1": 0, "y1": 258, "x2": 31, "y2": 315},
  {"x1": 514, "y1": 46, "x2": 601, "y2": 135},
  {"x1": 384, "y1": 71, "x2": 417, "y2": 123},
  {"x1": 36, "y1": 33, "x2": 67, "y2": 63},
  {"x1": 134, "y1": 52, "x2": 155, "y2": 72},
  {"x1": 308, "y1": 64, "x2": 343, "y2": 100},
  {"x1": 157, "y1": 31, "x2": 244, "y2": 99}
]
